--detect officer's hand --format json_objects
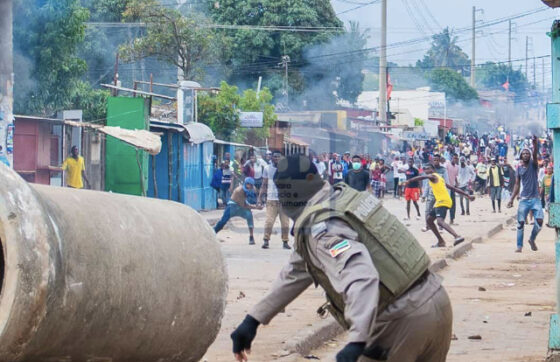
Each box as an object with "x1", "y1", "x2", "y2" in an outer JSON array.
[
  {"x1": 336, "y1": 342, "x2": 365, "y2": 362},
  {"x1": 469, "y1": 195, "x2": 476, "y2": 202},
  {"x1": 231, "y1": 315, "x2": 260, "y2": 361}
]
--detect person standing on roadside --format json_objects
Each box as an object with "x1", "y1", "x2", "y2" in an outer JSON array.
[
  {"x1": 345, "y1": 155, "x2": 371, "y2": 192},
  {"x1": 406, "y1": 164, "x2": 474, "y2": 248},
  {"x1": 391, "y1": 156, "x2": 403, "y2": 198},
  {"x1": 457, "y1": 157, "x2": 475, "y2": 216},
  {"x1": 507, "y1": 136, "x2": 543, "y2": 253},
  {"x1": 329, "y1": 154, "x2": 345, "y2": 185},
  {"x1": 501, "y1": 157, "x2": 515, "y2": 203},
  {"x1": 445, "y1": 154, "x2": 460, "y2": 225},
  {"x1": 475, "y1": 158, "x2": 489, "y2": 194},
  {"x1": 487, "y1": 158, "x2": 504, "y2": 213},
  {"x1": 258, "y1": 152, "x2": 291, "y2": 250},
  {"x1": 211, "y1": 159, "x2": 233, "y2": 208},
  {"x1": 401, "y1": 158, "x2": 422, "y2": 221},
  {"x1": 61, "y1": 146, "x2": 90, "y2": 189}
]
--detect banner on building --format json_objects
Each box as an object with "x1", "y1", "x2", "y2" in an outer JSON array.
[{"x1": 240, "y1": 112, "x2": 264, "y2": 128}]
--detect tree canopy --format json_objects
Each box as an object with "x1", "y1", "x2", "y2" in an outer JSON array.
[
  {"x1": 197, "y1": 81, "x2": 276, "y2": 143},
  {"x1": 477, "y1": 62, "x2": 530, "y2": 96},
  {"x1": 207, "y1": 0, "x2": 345, "y2": 102},
  {"x1": 120, "y1": 0, "x2": 216, "y2": 82},
  {"x1": 429, "y1": 68, "x2": 478, "y2": 102},
  {"x1": 416, "y1": 28, "x2": 470, "y2": 75}
]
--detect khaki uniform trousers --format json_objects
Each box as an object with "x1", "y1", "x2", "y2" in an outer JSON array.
[
  {"x1": 263, "y1": 200, "x2": 290, "y2": 241},
  {"x1": 360, "y1": 287, "x2": 453, "y2": 362}
]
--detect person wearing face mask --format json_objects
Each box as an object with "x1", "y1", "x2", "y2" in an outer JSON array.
[
  {"x1": 344, "y1": 155, "x2": 371, "y2": 192},
  {"x1": 230, "y1": 155, "x2": 452, "y2": 362}
]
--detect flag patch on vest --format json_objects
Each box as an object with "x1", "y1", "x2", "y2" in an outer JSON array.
[{"x1": 329, "y1": 239, "x2": 351, "y2": 258}]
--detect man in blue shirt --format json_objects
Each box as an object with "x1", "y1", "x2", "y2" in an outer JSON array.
[{"x1": 507, "y1": 136, "x2": 543, "y2": 253}]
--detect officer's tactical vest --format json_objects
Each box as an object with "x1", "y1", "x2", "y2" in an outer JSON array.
[{"x1": 294, "y1": 183, "x2": 430, "y2": 329}]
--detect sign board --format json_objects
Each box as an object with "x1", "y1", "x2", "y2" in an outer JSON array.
[
  {"x1": 402, "y1": 131, "x2": 430, "y2": 141},
  {"x1": 240, "y1": 112, "x2": 264, "y2": 128}
]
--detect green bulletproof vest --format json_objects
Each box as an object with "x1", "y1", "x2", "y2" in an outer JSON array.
[{"x1": 293, "y1": 183, "x2": 431, "y2": 329}]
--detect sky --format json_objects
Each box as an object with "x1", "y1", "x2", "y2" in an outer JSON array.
[{"x1": 330, "y1": 0, "x2": 560, "y2": 89}]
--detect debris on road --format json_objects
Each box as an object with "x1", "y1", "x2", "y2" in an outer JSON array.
[
  {"x1": 525, "y1": 311, "x2": 532, "y2": 317},
  {"x1": 468, "y1": 335, "x2": 482, "y2": 340},
  {"x1": 478, "y1": 286, "x2": 487, "y2": 291}
]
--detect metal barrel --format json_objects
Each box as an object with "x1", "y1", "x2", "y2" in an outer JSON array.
[{"x1": 0, "y1": 165, "x2": 227, "y2": 361}]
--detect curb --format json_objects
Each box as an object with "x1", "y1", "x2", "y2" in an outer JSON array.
[
  {"x1": 445, "y1": 240, "x2": 473, "y2": 260},
  {"x1": 279, "y1": 216, "x2": 514, "y2": 357},
  {"x1": 280, "y1": 319, "x2": 343, "y2": 357},
  {"x1": 487, "y1": 224, "x2": 504, "y2": 238}
]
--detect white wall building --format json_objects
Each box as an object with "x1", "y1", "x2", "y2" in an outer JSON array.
[{"x1": 357, "y1": 88, "x2": 446, "y2": 127}]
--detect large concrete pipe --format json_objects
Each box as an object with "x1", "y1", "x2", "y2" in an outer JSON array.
[{"x1": 0, "y1": 165, "x2": 228, "y2": 361}]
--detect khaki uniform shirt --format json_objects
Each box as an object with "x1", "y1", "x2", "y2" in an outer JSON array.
[{"x1": 250, "y1": 183, "x2": 442, "y2": 344}]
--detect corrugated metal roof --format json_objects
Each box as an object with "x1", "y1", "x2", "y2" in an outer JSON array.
[
  {"x1": 149, "y1": 119, "x2": 214, "y2": 144},
  {"x1": 184, "y1": 122, "x2": 215, "y2": 144}
]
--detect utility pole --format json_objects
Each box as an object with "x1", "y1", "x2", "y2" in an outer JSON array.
[
  {"x1": 525, "y1": 36, "x2": 529, "y2": 79},
  {"x1": 470, "y1": 6, "x2": 476, "y2": 87},
  {"x1": 379, "y1": 0, "x2": 387, "y2": 124},
  {"x1": 543, "y1": 57, "x2": 546, "y2": 94},
  {"x1": 533, "y1": 57, "x2": 536, "y2": 87},
  {"x1": 0, "y1": 0, "x2": 14, "y2": 167},
  {"x1": 279, "y1": 55, "x2": 290, "y2": 105},
  {"x1": 508, "y1": 20, "x2": 512, "y2": 65}
]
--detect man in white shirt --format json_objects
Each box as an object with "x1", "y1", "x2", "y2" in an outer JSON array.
[
  {"x1": 391, "y1": 156, "x2": 403, "y2": 198},
  {"x1": 253, "y1": 155, "x2": 268, "y2": 191},
  {"x1": 258, "y1": 152, "x2": 291, "y2": 250}
]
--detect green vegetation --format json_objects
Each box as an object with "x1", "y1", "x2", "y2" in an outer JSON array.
[{"x1": 197, "y1": 81, "x2": 277, "y2": 142}]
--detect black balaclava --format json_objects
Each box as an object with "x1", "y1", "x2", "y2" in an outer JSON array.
[{"x1": 274, "y1": 154, "x2": 325, "y2": 220}]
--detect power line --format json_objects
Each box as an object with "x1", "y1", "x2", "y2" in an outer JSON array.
[{"x1": 335, "y1": 0, "x2": 381, "y2": 15}]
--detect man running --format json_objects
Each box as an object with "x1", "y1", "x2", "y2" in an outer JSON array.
[
  {"x1": 401, "y1": 158, "x2": 421, "y2": 221},
  {"x1": 406, "y1": 164, "x2": 474, "y2": 248},
  {"x1": 507, "y1": 135, "x2": 543, "y2": 253}
]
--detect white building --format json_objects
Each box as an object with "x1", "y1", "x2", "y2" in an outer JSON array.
[{"x1": 357, "y1": 88, "x2": 446, "y2": 127}]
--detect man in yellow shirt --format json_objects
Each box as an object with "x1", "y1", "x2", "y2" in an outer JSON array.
[
  {"x1": 405, "y1": 164, "x2": 474, "y2": 248},
  {"x1": 62, "y1": 146, "x2": 90, "y2": 189}
]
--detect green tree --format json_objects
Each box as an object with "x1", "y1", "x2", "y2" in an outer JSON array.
[
  {"x1": 208, "y1": 0, "x2": 343, "y2": 98},
  {"x1": 198, "y1": 81, "x2": 241, "y2": 140},
  {"x1": 82, "y1": 0, "x2": 130, "y2": 21},
  {"x1": 238, "y1": 87, "x2": 277, "y2": 142},
  {"x1": 14, "y1": 0, "x2": 90, "y2": 116},
  {"x1": 429, "y1": 68, "x2": 478, "y2": 102},
  {"x1": 416, "y1": 28, "x2": 470, "y2": 75},
  {"x1": 197, "y1": 81, "x2": 276, "y2": 142},
  {"x1": 120, "y1": 0, "x2": 215, "y2": 81},
  {"x1": 477, "y1": 62, "x2": 529, "y2": 96}
]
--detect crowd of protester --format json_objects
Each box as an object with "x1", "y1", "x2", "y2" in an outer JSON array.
[{"x1": 210, "y1": 131, "x2": 554, "y2": 250}]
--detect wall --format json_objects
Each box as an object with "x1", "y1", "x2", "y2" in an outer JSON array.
[{"x1": 105, "y1": 97, "x2": 150, "y2": 196}]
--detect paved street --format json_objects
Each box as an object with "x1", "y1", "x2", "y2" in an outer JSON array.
[
  {"x1": 199, "y1": 194, "x2": 549, "y2": 361},
  {"x1": 299, "y1": 219, "x2": 556, "y2": 361}
]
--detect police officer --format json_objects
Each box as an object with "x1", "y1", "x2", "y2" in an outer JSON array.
[{"x1": 230, "y1": 155, "x2": 453, "y2": 362}]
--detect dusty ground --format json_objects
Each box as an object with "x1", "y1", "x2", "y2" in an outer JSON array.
[
  {"x1": 306, "y1": 224, "x2": 556, "y2": 362},
  {"x1": 201, "y1": 194, "x2": 527, "y2": 362}
]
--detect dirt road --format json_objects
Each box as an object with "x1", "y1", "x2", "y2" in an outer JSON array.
[{"x1": 306, "y1": 224, "x2": 556, "y2": 361}]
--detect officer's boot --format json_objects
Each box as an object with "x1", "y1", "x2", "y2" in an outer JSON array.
[
  {"x1": 283, "y1": 241, "x2": 291, "y2": 250},
  {"x1": 249, "y1": 236, "x2": 255, "y2": 245},
  {"x1": 262, "y1": 239, "x2": 269, "y2": 249}
]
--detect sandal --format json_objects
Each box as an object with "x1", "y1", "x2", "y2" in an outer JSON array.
[{"x1": 453, "y1": 237, "x2": 465, "y2": 246}]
